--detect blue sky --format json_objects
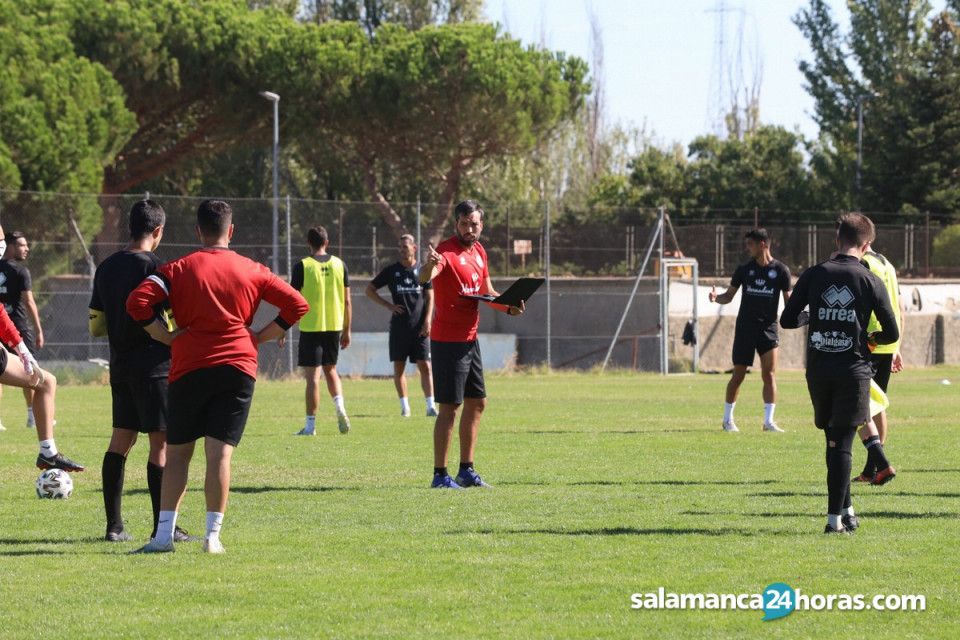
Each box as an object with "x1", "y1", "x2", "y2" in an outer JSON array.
[{"x1": 483, "y1": 0, "x2": 848, "y2": 146}]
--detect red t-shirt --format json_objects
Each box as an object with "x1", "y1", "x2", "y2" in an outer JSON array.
[
  {"x1": 430, "y1": 237, "x2": 492, "y2": 342},
  {"x1": 126, "y1": 248, "x2": 308, "y2": 382},
  {"x1": 0, "y1": 306, "x2": 22, "y2": 349}
]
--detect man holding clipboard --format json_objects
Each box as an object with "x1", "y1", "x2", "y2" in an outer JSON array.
[{"x1": 420, "y1": 200, "x2": 534, "y2": 489}]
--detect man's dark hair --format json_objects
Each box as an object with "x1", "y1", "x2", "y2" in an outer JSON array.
[
  {"x1": 836, "y1": 212, "x2": 875, "y2": 248},
  {"x1": 744, "y1": 228, "x2": 769, "y2": 244},
  {"x1": 129, "y1": 199, "x2": 166, "y2": 239},
  {"x1": 454, "y1": 200, "x2": 484, "y2": 220},
  {"x1": 197, "y1": 200, "x2": 232, "y2": 237},
  {"x1": 9, "y1": 231, "x2": 25, "y2": 244},
  {"x1": 307, "y1": 226, "x2": 329, "y2": 250}
]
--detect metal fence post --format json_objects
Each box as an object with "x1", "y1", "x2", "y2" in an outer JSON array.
[
  {"x1": 545, "y1": 201, "x2": 551, "y2": 369},
  {"x1": 286, "y1": 195, "x2": 294, "y2": 374},
  {"x1": 416, "y1": 196, "x2": 422, "y2": 261}
]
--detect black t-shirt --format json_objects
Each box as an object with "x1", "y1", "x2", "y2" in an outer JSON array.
[
  {"x1": 290, "y1": 254, "x2": 350, "y2": 290},
  {"x1": 89, "y1": 250, "x2": 171, "y2": 379},
  {"x1": 780, "y1": 254, "x2": 899, "y2": 380},
  {"x1": 730, "y1": 259, "x2": 792, "y2": 328},
  {"x1": 0, "y1": 259, "x2": 33, "y2": 336},
  {"x1": 370, "y1": 261, "x2": 432, "y2": 330}
]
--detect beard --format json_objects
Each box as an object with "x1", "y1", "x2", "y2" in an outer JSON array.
[{"x1": 456, "y1": 230, "x2": 477, "y2": 246}]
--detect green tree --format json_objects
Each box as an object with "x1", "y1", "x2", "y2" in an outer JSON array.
[
  {"x1": 302, "y1": 22, "x2": 589, "y2": 241},
  {"x1": 794, "y1": 0, "x2": 935, "y2": 214}
]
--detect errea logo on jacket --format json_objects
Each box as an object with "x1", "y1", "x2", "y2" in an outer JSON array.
[{"x1": 819, "y1": 285, "x2": 856, "y2": 322}]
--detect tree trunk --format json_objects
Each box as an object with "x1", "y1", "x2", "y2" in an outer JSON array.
[{"x1": 361, "y1": 159, "x2": 407, "y2": 239}]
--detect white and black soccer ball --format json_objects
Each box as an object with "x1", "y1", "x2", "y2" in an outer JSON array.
[{"x1": 36, "y1": 469, "x2": 73, "y2": 499}]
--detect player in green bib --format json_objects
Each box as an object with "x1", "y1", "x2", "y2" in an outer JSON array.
[
  {"x1": 291, "y1": 226, "x2": 352, "y2": 435},
  {"x1": 853, "y1": 237, "x2": 904, "y2": 484}
]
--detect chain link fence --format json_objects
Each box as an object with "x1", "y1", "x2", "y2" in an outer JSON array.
[{"x1": 0, "y1": 190, "x2": 956, "y2": 375}]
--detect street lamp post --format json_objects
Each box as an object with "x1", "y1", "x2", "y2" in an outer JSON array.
[{"x1": 259, "y1": 91, "x2": 280, "y2": 274}]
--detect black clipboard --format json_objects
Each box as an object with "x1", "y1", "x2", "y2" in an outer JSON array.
[{"x1": 463, "y1": 277, "x2": 544, "y2": 306}]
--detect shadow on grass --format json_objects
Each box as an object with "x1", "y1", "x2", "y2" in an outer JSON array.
[
  {"x1": 906, "y1": 468, "x2": 960, "y2": 474},
  {"x1": 463, "y1": 526, "x2": 796, "y2": 537},
  {"x1": 682, "y1": 510, "x2": 958, "y2": 519},
  {"x1": 749, "y1": 490, "x2": 960, "y2": 499},
  {"x1": 522, "y1": 429, "x2": 703, "y2": 435},
  {"x1": 0, "y1": 550, "x2": 68, "y2": 557},
  {"x1": 499, "y1": 479, "x2": 777, "y2": 487},
  {"x1": 0, "y1": 537, "x2": 102, "y2": 545},
  {"x1": 116, "y1": 485, "x2": 359, "y2": 496}
]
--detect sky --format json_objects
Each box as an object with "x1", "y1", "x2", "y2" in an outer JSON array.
[{"x1": 483, "y1": 0, "x2": 851, "y2": 146}]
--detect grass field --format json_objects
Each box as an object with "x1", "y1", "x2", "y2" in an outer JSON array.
[{"x1": 0, "y1": 367, "x2": 958, "y2": 639}]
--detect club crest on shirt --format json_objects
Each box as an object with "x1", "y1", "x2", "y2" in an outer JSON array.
[
  {"x1": 475, "y1": 255, "x2": 483, "y2": 268},
  {"x1": 768, "y1": 269, "x2": 777, "y2": 279},
  {"x1": 459, "y1": 256, "x2": 467, "y2": 265}
]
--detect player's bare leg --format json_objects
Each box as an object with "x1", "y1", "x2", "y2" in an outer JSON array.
[
  {"x1": 431, "y1": 403, "x2": 462, "y2": 488},
  {"x1": 22, "y1": 386, "x2": 35, "y2": 427},
  {"x1": 296, "y1": 366, "x2": 321, "y2": 435},
  {"x1": 722, "y1": 365, "x2": 748, "y2": 432},
  {"x1": 760, "y1": 349, "x2": 783, "y2": 431},
  {"x1": 323, "y1": 364, "x2": 349, "y2": 433},
  {"x1": 133, "y1": 440, "x2": 194, "y2": 553},
  {"x1": 417, "y1": 359, "x2": 437, "y2": 416},
  {"x1": 394, "y1": 361, "x2": 411, "y2": 416},
  {"x1": 454, "y1": 397, "x2": 491, "y2": 488},
  {"x1": 201, "y1": 437, "x2": 232, "y2": 553}
]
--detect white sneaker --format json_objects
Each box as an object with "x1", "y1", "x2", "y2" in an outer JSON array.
[
  {"x1": 337, "y1": 412, "x2": 351, "y2": 434},
  {"x1": 0, "y1": 422, "x2": 6, "y2": 432},
  {"x1": 426, "y1": 407, "x2": 438, "y2": 417},
  {"x1": 131, "y1": 538, "x2": 174, "y2": 554},
  {"x1": 722, "y1": 420, "x2": 739, "y2": 433},
  {"x1": 763, "y1": 422, "x2": 785, "y2": 433},
  {"x1": 202, "y1": 537, "x2": 226, "y2": 554},
  {"x1": 401, "y1": 407, "x2": 411, "y2": 418},
  {"x1": 295, "y1": 427, "x2": 315, "y2": 436}
]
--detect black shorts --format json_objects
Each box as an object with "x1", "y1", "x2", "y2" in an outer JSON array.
[
  {"x1": 111, "y1": 376, "x2": 168, "y2": 433},
  {"x1": 389, "y1": 325, "x2": 430, "y2": 363},
  {"x1": 167, "y1": 366, "x2": 255, "y2": 446},
  {"x1": 298, "y1": 331, "x2": 340, "y2": 367},
  {"x1": 871, "y1": 353, "x2": 894, "y2": 393},
  {"x1": 806, "y1": 375, "x2": 871, "y2": 430},
  {"x1": 431, "y1": 340, "x2": 485, "y2": 405},
  {"x1": 731, "y1": 323, "x2": 779, "y2": 366},
  {"x1": 0, "y1": 348, "x2": 7, "y2": 376}
]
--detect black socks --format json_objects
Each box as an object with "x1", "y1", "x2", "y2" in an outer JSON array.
[
  {"x1": 434, "y1": 467, "x2": 447, "y2": 476},
  {"x1": 863, "y1": 435, "x2": 890, "y2": 473},
  {"x1": 147, "y1": 462, "x2": 164, "y2": 538},
  {"x1": 101, "y1": 452, "x2": 126, "y2": 533}
]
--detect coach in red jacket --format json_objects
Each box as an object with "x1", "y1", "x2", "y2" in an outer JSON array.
[{"x1": 126, "y1": 200, "x2": 308, "y2": 554}]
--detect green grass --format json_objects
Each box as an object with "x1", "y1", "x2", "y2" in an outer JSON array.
[{"x1": 1, "y1": 368, "x2": 958, "y2": 639}]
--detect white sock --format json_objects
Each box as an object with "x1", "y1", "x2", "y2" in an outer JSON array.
[
  {"x1": 27, "y1": 407, "x2": 35, "y2": 421},
  {"x1": 333, "y1": 395, "x2": 346, "y2": 414},
  {"x1": 723, "y1": 402, "x2": 735, "y2": 423},
  {"x1": 827, "y1": 513, "x2": 843, "y2": 530},
  {"x1": 304, "y1": 415, "x2": 316, "y2": 432},
  {"x1": 205, "y1": 511, "x2": 224, "y2": 541},
  {"x1": 400, "y1": 397, "x2": 410, "y2": 413},
  {"x1": 842, "y1": 506, "x2": 855, "y2": 517},
  {"x1": 39, "y1": 439, "x2": 58, "y2": 457},
  {"x1": 764, "y1": 403, "x2": 776, "y2": 424},
  {"x1": 425, "y1": 396, "x2": 435, "y2": 410},
  {"x1": 155, "y1": 510, "x2": 178, "y2": 545}
]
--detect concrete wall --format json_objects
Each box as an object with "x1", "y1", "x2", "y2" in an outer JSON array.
[{"x1": 670, "y1": 313, "x2": 944, "y2": 371}]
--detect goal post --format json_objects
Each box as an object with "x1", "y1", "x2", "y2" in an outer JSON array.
[{"x1": 659, "y1": 258, "x2": 700, "y2": 375}]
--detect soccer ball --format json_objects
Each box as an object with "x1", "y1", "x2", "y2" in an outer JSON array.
[{"x1": 36, "y1": 469, "x2": 73, "y2": 499}]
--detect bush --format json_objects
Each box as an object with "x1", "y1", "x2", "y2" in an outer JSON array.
[{"x1": 932, "y1": 224, "x2": 960, "y2": 267}]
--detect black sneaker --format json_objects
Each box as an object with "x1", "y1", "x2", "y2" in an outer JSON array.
[
  {"x1": 105, "y1": 529, "x2": 133, "y2": 542},
  {"x1": 174, "y1": 526, "x2": 200, "y2": 543},
  {"x1": 823, "y1": 524, "x2": 852, "y2": 535},
  {"x1": 36, "y1": 452, "x2": 85, "y2": 472},
  {"x1": 841, "y1": 514, "x2": 859, "y2": 532}
]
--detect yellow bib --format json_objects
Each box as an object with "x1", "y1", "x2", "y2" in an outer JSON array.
[{"x1": 299, "y1": 256, "x2": 345, "y2": 332}]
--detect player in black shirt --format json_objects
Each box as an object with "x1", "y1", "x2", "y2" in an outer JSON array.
[
  {"x1": 366, "y1": 234, "x2": 436, "y2": 417},
  {"x1": 781, "y1": 213, "x2": 899, "y2": 534},
  {"x1": 0, "y1": 231, "x2": 45, "y2": 428},
  {"x1": 89, "y1": 200, "x2": 194, "y2": 543},
  {"x1": 709, "y1": 229, "x2": 792, "y2": 432}
]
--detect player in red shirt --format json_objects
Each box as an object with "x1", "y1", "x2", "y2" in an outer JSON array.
[
  {"x1": 126, "y1": 200, "x2": 308, "y2": 553},
  {"x1": 419, "y1": 200, "x2": 523, "y2": 489},
  {"x1": 0, "y1": 225, "x2": 83, "y2": 471}
]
